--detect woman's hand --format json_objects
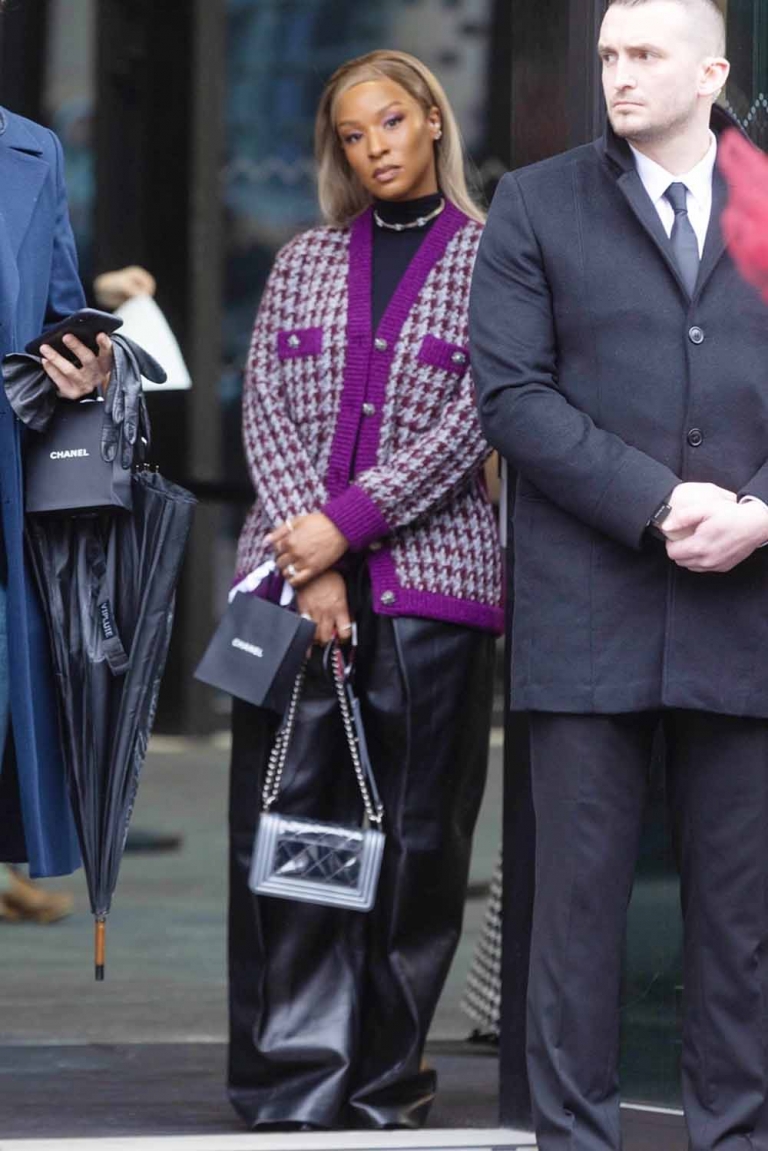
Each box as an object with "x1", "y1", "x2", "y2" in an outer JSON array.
[
  {"x1": 40, "y1": 333, "x2": 113, "y2": 400},
  {"x1": 94, "y1": 265, "x2": 157, "y2": 310},
  {"x1": 266, "y1": 513, "x2": 349, "y2": 588},
  {"x1": 296, "y1": 571, "x2": 353, "y2": 645}
]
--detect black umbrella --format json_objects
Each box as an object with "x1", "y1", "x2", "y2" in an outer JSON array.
[{"x1": 26, "y1": 468, "x2": 196, "y2": 978}]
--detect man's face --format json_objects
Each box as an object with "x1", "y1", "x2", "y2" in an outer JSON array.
[{"x1": 599, "y1": 2, "x2": 709, "y2": 145}]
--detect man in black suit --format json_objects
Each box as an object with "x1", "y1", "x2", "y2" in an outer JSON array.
[{"x1": 470, "y1": 1, "x2": 768, "y2": 1148}]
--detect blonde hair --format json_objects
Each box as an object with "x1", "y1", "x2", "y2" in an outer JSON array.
[{"x1": 315, "y1": 49, "x2": 485, "y2": 228}]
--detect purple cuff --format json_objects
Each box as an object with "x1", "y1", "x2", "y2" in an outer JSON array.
[{"x1": 323, "y1": 485, "x2": 391, "y2": 550}]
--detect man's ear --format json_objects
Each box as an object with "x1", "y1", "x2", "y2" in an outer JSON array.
[{"x1": 700, "y1": 56, "x2": 730, "y2": 100}]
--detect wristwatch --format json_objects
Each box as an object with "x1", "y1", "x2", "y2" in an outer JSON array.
[{"x1": 647, "y1": 499, "x2": 673, "y2": 540}]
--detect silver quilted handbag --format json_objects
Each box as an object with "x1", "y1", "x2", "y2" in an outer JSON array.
[{"x1": 249, "y1": 640, "x2": 385, "y2": 912}]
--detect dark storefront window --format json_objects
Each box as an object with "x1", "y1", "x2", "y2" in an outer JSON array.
[
  {"x1": 724, "y1": 0, "x2": 768, "y2": 148},
  {"x1": 43, "y1": 0, "x2": 96, "y2": 291}
]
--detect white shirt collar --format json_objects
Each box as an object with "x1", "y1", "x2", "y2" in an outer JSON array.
[{"x1": 630, "y1": 131, "x2": 717, "y2": 210}]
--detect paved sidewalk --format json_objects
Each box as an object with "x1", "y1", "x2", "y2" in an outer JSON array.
[
  {"x1": 0, "y1": 730, "x2": 502, "y2": 1046},
  {"x1": 0, "y1": 730, "x2": 505, "y2": 1143}
]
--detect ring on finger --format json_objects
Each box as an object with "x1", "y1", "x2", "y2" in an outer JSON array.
[
  {"x1": 286, "y1": 563, "x2": 298, "y2": 579},
  {"x1": 339, "y1": 624, "x2": 353, "y2": 633}
]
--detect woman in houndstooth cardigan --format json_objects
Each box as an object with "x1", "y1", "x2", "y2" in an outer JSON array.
[{"x1": 228, "y1": 50, "x2": 503, "y2": 1134}]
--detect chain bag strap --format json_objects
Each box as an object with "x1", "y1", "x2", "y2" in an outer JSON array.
[
  {"x1": 261, "y1": 641, "x2": 385, "y2": 826},
  {"x1": 250, "y1": 637, "x2": 387, "y2": 912},
  {"x1": 261, "y1": 659, "x2": 308, "y2": 813}
]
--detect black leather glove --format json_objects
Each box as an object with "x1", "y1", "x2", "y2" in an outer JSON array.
[{"x1": 101, "y1": 335, "x2": 166, "y2": 469}]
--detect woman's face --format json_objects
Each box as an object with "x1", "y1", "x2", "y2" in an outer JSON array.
[{"x1": 335, "y1": 78, "x2": 441, "y2": 202}]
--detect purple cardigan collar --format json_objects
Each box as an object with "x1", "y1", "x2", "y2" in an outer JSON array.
[
  {"x1": 325, "y1": 201, "x2": 468, "y2": 502},
  {"x1": 349, "y1": 200, "x2": 468, "y2": 344}
]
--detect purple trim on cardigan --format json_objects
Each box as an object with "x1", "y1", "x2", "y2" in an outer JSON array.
[
  {"x1": 368, "y1": 547, "x2": 503, "y2": 635},
  {"x1": 354, "y1": 203, "x2": 468, "y2": 480},
  {"x1": 277, "y1": 326, "x2": 324, "y2": 360},
  {"x1": 323, "y1": 484, "x2": 391, "y2": 550},
  {"x1": 325, "y1": 214, "x2": 373, "y2": 500},
  {"x1": 418, "y1": 333, "x2": 470, "y2": 376},
  {"x1": 320, "y1": 203, "x2": 500, "y2": 631},
  {"x1": 326, "y1": 203, "x2": 469, "y2": 500}
]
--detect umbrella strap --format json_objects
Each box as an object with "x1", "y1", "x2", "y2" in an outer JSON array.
[{"x1": 86, "y1": 535, "x2": 130, "y2": 676}]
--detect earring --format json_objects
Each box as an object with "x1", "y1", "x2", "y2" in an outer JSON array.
[{"x1": 435, "y1": 129, "x2": 443, "y2": 141}]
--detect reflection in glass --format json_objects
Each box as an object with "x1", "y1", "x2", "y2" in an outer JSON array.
[
  {"x1": 724, "y1": 0, "x2": 768, "y2": 149},
  {"x1": 44, "y1": 0, "x2": 96, "y2": 290}
]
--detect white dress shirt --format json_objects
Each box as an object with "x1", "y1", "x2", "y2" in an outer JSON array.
[
  {"x1": 630, "y1": 132, "x2": 717, "y2": 257},
  {"x1": 631, "y1": 132, "x2": 768, "y2": 523}
]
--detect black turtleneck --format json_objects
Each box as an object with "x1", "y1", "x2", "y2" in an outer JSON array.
[{"x1": 372, "y1": 192, "x2": 443, "y2": 331}]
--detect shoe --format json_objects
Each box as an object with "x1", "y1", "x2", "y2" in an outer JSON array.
[
  {"x1": 252, "y1": 1122, "x2": 326, "y2": 1132},
  {"x1": 124, "y1": 829, "x2": 183, "y2": 854},
  {"x1": 467, "y1": 1028, "x2": 500, "y2": 1048},
  {"x1": 1, "y1": 870, "x2": 73, "y2": 924}
]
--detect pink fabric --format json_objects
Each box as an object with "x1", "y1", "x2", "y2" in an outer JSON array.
[{"x1": 720, "y1": 129, "x2": 768, "y2": 304}]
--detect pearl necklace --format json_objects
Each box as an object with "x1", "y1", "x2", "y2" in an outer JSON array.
[{"x1": 373, "y1": 197, "x2": 446, "y2": 232}]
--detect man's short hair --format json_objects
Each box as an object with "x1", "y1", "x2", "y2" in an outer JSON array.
[{"x1": 608, "y1": 0, "x2": 726, "y2": 55}]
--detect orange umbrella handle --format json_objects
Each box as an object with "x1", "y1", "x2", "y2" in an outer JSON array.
[{"x1": 95, "y1": 918, "x2": 106, "y2": 982}]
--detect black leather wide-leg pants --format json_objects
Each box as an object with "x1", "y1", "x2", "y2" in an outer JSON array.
[{"x1": 227, "y1": 581, "x2": 494, "y2": 1131}]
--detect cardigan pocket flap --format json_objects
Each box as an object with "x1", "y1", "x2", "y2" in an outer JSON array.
[
  {"x1": 277, "y1": 327, "x2": 324, "y2": 360},
  {"x1": 418, "y1": 334, "x2": 469, "y2": 376}
]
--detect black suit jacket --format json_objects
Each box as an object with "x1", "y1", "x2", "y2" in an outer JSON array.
[{"x1": 470, "y1": 108, "x2": 768, "y2": 717}]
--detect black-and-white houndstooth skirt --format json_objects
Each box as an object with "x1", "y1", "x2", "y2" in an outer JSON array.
[{"x1": 461, "y1": 852, "x2": 502, "y2": 1035}]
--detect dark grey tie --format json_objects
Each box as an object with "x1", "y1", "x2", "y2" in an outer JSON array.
[{"x1": 664, "y1": 181, "x2": 700, "y2": 296}]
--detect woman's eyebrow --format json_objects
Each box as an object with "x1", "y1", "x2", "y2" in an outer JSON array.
[{"x1": 337, "y1": 101, "x2": 405, "y2": 129}]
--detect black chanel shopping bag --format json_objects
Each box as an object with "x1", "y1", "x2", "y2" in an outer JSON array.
[
  {"x1": 194, "y1": 592, "x2": 316, "y2": 714},
  {"x1": 25, "y1": 398, "x2": 132, "y2": 516}
]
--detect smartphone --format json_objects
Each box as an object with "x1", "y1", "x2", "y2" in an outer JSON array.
[{"x1": 25, "y1": 308, "x2": 124, "y2": 366}]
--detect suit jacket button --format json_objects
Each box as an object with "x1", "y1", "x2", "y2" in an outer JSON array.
[
  {"x1": 374, "y1": 337, "x2": 388, "y2": 351},
  {"x1": 687, "y1": 428, "x2": 704, "y2": 447},
  {"x1": 369, "y1": 541, "x2": 382, "y2": 552},
  {"x1": 380, "y1": 590, "x2": 396, "y2": 606},
  {"x1": 362, "y1": 402, "x2": 376, "y2": 416},
  {"x1": 688, "y1": 326, "x2": 704, "y2": 345}
]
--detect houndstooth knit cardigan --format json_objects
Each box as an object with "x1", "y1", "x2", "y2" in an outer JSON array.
[{"x1": 236, "y1": 200, "x2": 504, "y2": 634}]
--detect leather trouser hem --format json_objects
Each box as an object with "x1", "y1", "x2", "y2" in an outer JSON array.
[
  {"x1": 228, "y1": 1089, "x2": 336, "y2": 1132},
  {"x1": 345, "y1": 1068, "x2": 437, "y2": 1130}
]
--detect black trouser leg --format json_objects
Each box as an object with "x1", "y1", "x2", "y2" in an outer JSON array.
[
  {"x1": 665, "y1": 711, "x2": 768, "y2": 1151},
  {"x1": 528, "y1": 710, "x2": 768, "y2": 1151},
  {"x1": 347, "y1": 610, "x2": 495, "y2": 1129},
  {"x1": 227, "y1": 650, "x2": 363, "y2": 1130},
  {"x1": 228, "y1": 583, "x2": 494, "y2": 1131},
  {"x1": 527, "y1": 712, "x2": 656, "y2": 1151}
]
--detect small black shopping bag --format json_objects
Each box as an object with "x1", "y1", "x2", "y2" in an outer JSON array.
[
  {"x1": 25, "y1": 398, "x2": 132, "y2": 516},
  {"x1": 194, "y1": 592, "x2": 316, "y2": 714}
]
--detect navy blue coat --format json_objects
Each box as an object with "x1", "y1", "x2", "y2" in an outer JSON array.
[
  {"x1": 470, "y1": 109, "x2": 768, "y2": 718},
  {"x1": 0, "y1": 109, "x2": 85, "y2": 876}
]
